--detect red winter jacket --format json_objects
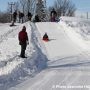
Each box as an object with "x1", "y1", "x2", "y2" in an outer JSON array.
[{"x1": 18, "y1": 30, "x2": 28, "y2": 44}]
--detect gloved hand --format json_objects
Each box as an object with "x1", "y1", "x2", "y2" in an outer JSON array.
[
  {"x1": 19, "y1": 41, "x2": 21, "y2": 45},
  {"x1": 27, "y1": 41, "x2": 29, "y2": 45}
]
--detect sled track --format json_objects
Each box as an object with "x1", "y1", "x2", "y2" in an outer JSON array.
[{"x1": 0, "y1": 26, "x2": 19, "y2": 43}]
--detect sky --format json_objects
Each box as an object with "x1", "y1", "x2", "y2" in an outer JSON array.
[
  {"x1": 0, "y1": 0, "x2": 90, "y2": 12},
  {"x1": 70, "y1": 0, "x2": 90, "y2": 12},
  {"x1": 47, "y1": 0, "x2": 90, "y2": 12},
  {"x1": 0, "y1": 0, "x2": 17, "y2": 12}
]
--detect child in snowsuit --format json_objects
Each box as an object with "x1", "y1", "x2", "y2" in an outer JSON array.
[{"x1": 43, "y1": 33, "x2": 49, "y2": 41}]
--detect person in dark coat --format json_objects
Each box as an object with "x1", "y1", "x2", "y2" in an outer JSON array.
[
  {"x1": 19, "y1": 11, "x2": 24, "y2": 23},
  {"x1": 13, "y1": 10, "x2": 17, "y2": 22},
  {"x1": 50, "y1": 8, "x2": 57, "y2": 22},
  {"x1": 34, "y1": 15, "x2": 40, "y2": 22},
  {"x1": 27, "y1": 12, "x2": 32, "y2": 21},
  {"x1": 10, "y1": 10, "x2": 17, "y2": 26},
  {"x1": 18, "y1": 26, "x2": 29, "y2": 58},
  {"x1": 43, "y1": 33, "x2": 49, "y2": 41}
]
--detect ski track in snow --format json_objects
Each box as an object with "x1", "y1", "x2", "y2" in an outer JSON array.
[{"x1": 0, "y1": 22, "x2": 37, "y2": 90}]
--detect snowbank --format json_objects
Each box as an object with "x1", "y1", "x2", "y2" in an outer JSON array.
[
  {"x1": 0, "y1": 22, "x2": 48, "y2": 90},
  {"x1": 59, "y1": 17, "x2": 90, "y2": 51}
]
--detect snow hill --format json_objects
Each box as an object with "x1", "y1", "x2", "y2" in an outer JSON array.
[{"x1": 0, "y1": 17, "x2": 90, "y2": 90}]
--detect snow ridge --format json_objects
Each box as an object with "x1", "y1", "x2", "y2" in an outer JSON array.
[{"x1": 30, "y1": 22, "x2": 48, "y2": 71}]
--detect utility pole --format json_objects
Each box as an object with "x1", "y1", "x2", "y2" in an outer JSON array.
[{"x1": 8, "y1": 2, "x2": 15, "y2": 21}]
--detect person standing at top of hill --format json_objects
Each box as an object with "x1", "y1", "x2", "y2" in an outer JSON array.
[
  {"x1": 13, "y1": 10, "x2": 17, "y2": 22},
  {"x1": 19, "y1": 11, "x2": 24, "y2": 23},
  {"x1": 18, "y1": 26, "x2": 29, "y2": 58},
  {"x1": 50, "y1": 8, "x2": 57, "y2": 22},
  {"x1": 10, "y1": 10, "x2": 17, "y2": 26},
  {"x1": 34, "y1": 15, "x2": 41, "y2": 22},
  {"x1": 27, "y1": 12, "x2": 32, "y2": 21}
]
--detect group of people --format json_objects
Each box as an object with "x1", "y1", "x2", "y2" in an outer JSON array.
[
  {"x1": 18, "y1": 8, "x2": 57, "y2": 58},
  {"x1": 13, "y1": 11, "x2": 24, "y2": 23},
  {"x1": 10, "y1": 10, "x2": 32, "y2": 26},
  {"x1": 18, "y1": 26, "x2": 49, "y2": 58},
  {"x1": 33, "y1": 8, "x2": 57, "y2": 22},
  {"x1": 12, "y1": 8, "x2": 57, "y2": 25}
]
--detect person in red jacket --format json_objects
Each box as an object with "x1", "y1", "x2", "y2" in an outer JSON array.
[{"x1": 18, "y1": 26, "x2": 29, "y2": 58}]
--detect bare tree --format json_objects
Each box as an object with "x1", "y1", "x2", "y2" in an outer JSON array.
[
  {"x1": 15, "y1": 2, "x2": 20, "y2": 11},
  {"x1": 62, "y1": 0, "x2": 70, "y2": 16},
  {"x1": 50, "y1": 0, "x2": 76, "y2": 17},
  {"x1": 18, "y1": 0, "x2": 36, "y2": 14},
  {"x1": 26, "y1": 0, "x2": 36, "y2": 14},
  {"x1": 54, "y1": 0, "x2": 63, "y2": 16},
  {"x1": 66, "y1": 3, "x2": 76, "y2": 16},
  {"x1": 19, "y1": 0, "x2": 26, "y2": 14},
  {"x1": 0, "y1": 11, "x2": 10, "y2": 23}
]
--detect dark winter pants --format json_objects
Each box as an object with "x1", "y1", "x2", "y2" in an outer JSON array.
[
  {"x1": 19, "y1": 17, "x2": 24, "y2": 23},
  {"x1": 51, "y1": 17, "x2": 56, "y2": 22},
  {"x1": 13, "y1": 17, "x2": 16, "y2": 22},
  {"x1": 20, "y1": 43, "x2": 27, "y2": 57}
]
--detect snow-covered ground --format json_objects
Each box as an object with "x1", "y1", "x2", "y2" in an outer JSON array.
[
  {"x1": 61, "y1": 16, "x2": 90, "y2": 41},
  {"x1": 0, "y1": 17, "x2": 90, "y2": 90},
  {"x1": 0, "y1": 22, "x2": 47, "y2": 90}
]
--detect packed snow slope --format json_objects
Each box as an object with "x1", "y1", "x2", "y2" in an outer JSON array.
[
  {"x1": 8, "y1": 17, "x2": 90, "y2": 90},
  {"x1": 36, "y1": 22, "x2": 82, "y2": 60}
]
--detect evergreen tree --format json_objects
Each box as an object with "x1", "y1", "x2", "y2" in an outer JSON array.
[{"x1": 36, "y1": 0, "x2": 47, "y2": 22}]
